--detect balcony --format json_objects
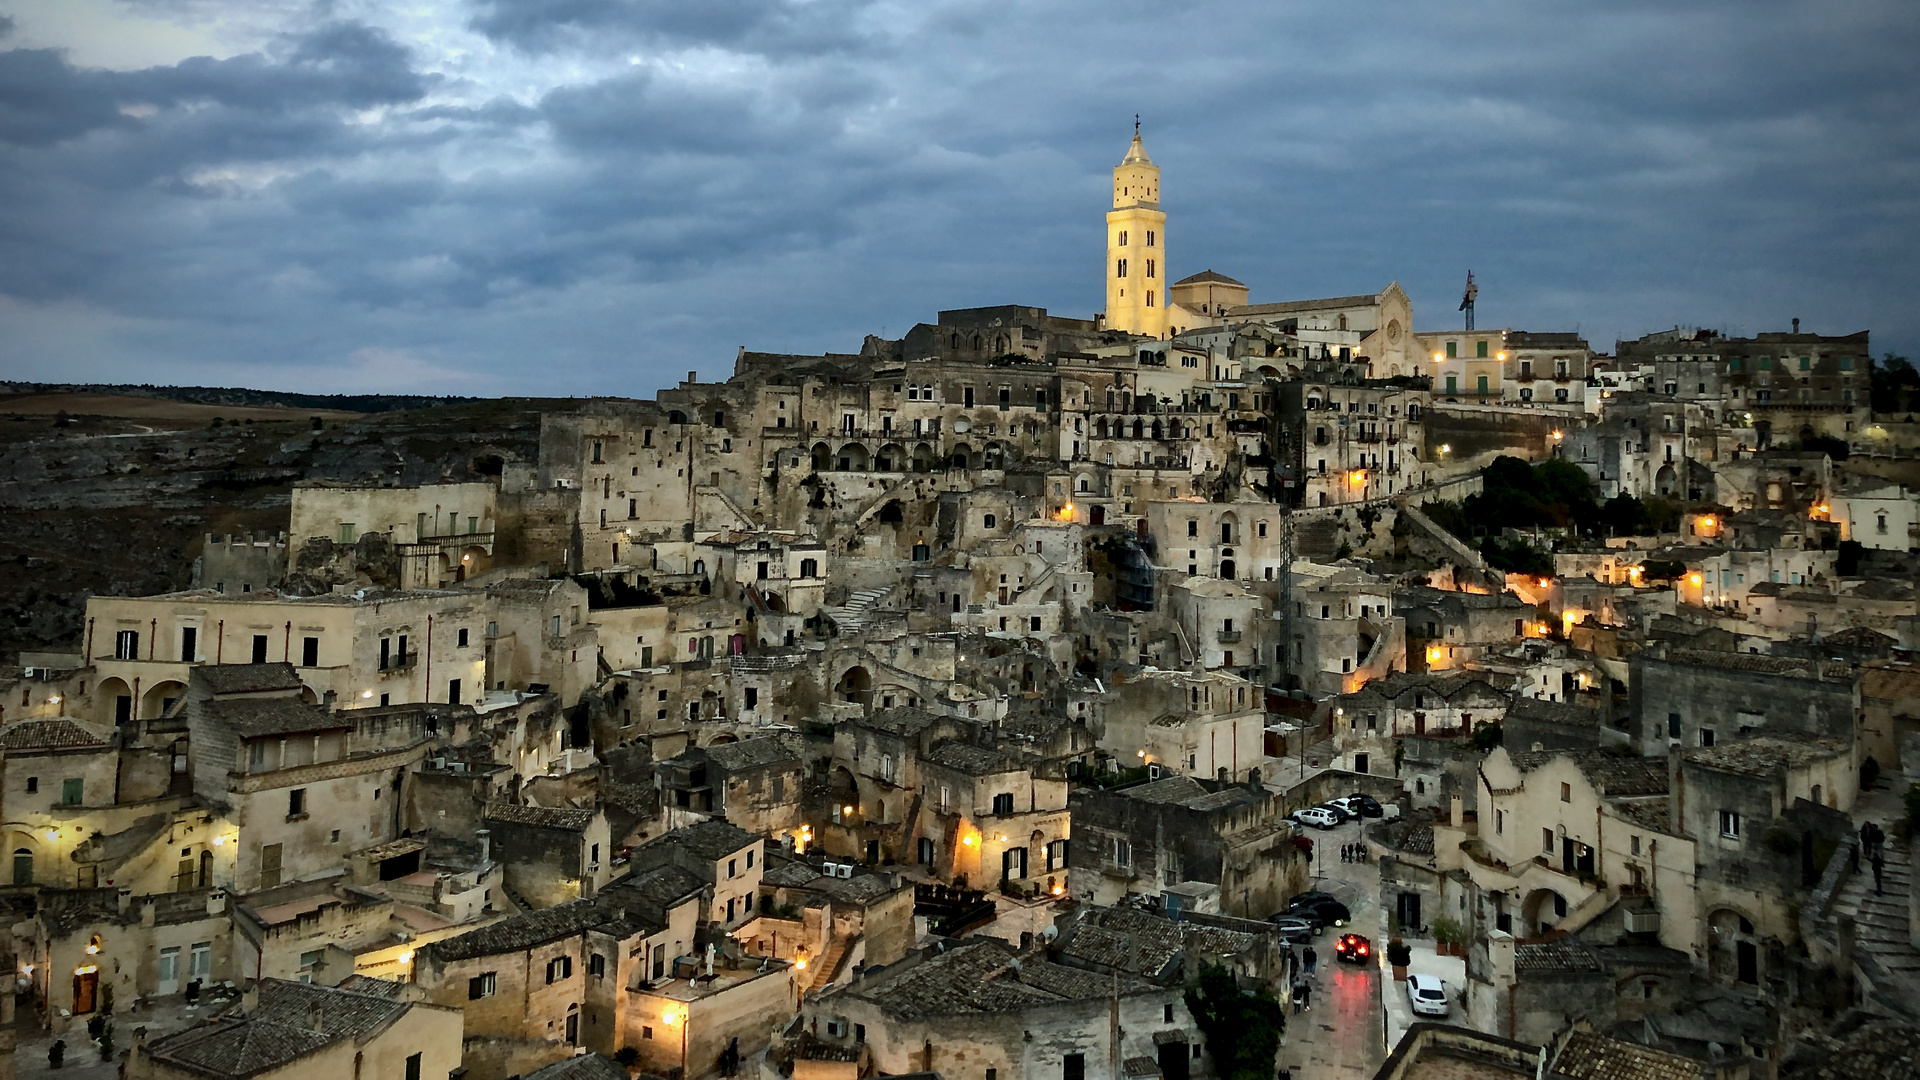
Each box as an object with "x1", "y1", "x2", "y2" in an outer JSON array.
[
  {"x1": 1217, "y1": 630, "x2": 1242, "y2": 644},
  {"x1": 378, "y1": 652, "x2": 418, "y2": 673}
]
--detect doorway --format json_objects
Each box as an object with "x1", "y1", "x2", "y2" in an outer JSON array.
[
  {"x1": 73, "y1": 968, "x2": 98, "y2": 1014},
  {"x1": 1002, "y1": 846, "x2": 1027, "y2": 882},
  {"x1": 1737, "y1": 941, "x2": 1758, "y2": 984},
  {"x1": 158, "y1": 947, "x2": 181, "y2": 996},
  {"x1": 1157, "y1": 1042, "x2": 1190, "y2": 1080},
  {"x1": 1354, "y1": 752, "x2": 1369, "y2": 775},
  {"x1": 1396, "y1": 891, "x2": 1422, "y2": 930}
]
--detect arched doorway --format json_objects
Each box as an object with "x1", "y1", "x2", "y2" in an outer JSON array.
[
  {"x1": 836, "y1": 666, "x2": 872, "y2": 707},
  {"x1": 97, "y1": 676, "x2": 133, "y2": 726},
  {"x1": 1521, "y1": 887, "x2": 1568, "y2": 936},
  {"x1": 1708, "y1": 908, "x2": 1759, "y2": 984},
  {"x1": 949, "y1": 443, "x2": 973, "y2": 470},
  {"x1": 142, "y1": 679, "x2": 188, "y2": 722},
  {"x1": 876, "y1": 443, "x2": 905, "y2": 471},
  {"x1": 838, "y1": 443, "x2": 870, "y2": 471}
]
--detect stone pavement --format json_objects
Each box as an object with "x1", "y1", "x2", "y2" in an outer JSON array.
[
  {"x1": 1276, "y1": 813, "x2": 1387, "y2": 1080},
  {"x1": 1380, "y1": 942, "x2": 1465, "y2": 1051},
  {"x1": 14, "y1": 990, "x2": 237, "y2": 1080}
]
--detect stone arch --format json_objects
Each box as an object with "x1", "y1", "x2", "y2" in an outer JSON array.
[
  {"x1": 836, "y1": 665, "x2": 873, "y2": 707},
  {"x1": 1133, "y1": 418, "x2": 1145, "y2": 439},
  {"x1": 1707, "y1": 907, "x2": 1761, "y2": 984},
  {"x1": 1151, "y1": 419, "x2": 1164, "y2": 440},
  {"x1": 761, "y1": 591, "x2": 785, "y2": 612},
  {"x1": 983, "y1": 442, "x2": 1006, "y2": 470},
  {"x1": 1220, "y1": 559, "x2": 1236, "y2": 580},
  {"x1": 668, "y1": 409, "x2": 688, "y2": 425},
  {"x1": 1219, "y1": 510, "x2": 1241, "y2": 545},
  {"x1": 837, "y1": 443, "x2": 870, "y2": 471},
  {"x1": 876, "y1": 443, "x2": 906, "y2": 472},
  {"x1": 911, "y1": 442, "x2": 935, "y2": 472},
  {"x1": 811, "y1": 442, "x2": 832, "y2": 471},
  {"x1": 707, "y1": 733, "x2": 739, "y2": 745},
  {"x1": 877, "y1": 500, "x2": 905, "y2": 524},
  {"x1": 1655, "y1": 463, "x2": 1678, "y2": 496},
  {"x1": 949, "y1": 443, "x2": 973, "y2": 470},
  {"x1": 96, "y1": 676, "x2": 133, "y2": 726},
  {"x1": 141, "y1": 679, "x2": 188, "y2": 722},
  {"x1": 1521, "y1": 887, "x2": 1569, "y2": 936}
]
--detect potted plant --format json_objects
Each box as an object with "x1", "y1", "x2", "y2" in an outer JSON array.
[
  {"x1": 1387, "y1": 938, "x2": 1411, "y2": 981},
  {"x1": 1431, "y1": 916, "x2": 1468, "y2": 958}
]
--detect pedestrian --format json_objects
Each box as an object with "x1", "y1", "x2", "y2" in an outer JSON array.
[
  {"x1": 1872, "y1": 850, "x2": 1886, "y2": 895},
  {"x1": 1870, "y1": 822, "x2": 1887, "y2": 860},
  {"x1": 1304, "y1": 946, "x2": 1318, "y2": 976},
  {"x1": 1298, "y1": 981, "x2": 1312, "y2": 1011},
  {"x1": 1341, "y1": 843, "x2": 1350, "y2": 863},
  {"x1": 1291, "y1": 979, "x2": 1305, "y2": 1013}
]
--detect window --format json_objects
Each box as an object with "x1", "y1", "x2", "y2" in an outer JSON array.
[
  {"x1": 338, "y1": 522, "x2": 356, "y2": 543},
  {"x1": 1631, "y1": 835, "x2": 1641, "y2": 856},
  {"x1": 406, "y1": 1054, "x2": 421, "y2": 1080},
  {"x1": 1116, "y1": 258, "x2": 1128, "y2": 278},
  {"x1": 1146, "y1": 291, "x2": 1155, "y2": 307},
  {"x1": 993, "y1": 793, "x2": 1015, "y2": 815},
  {"x1": 61, "y1": 778, "x2": 83, "y2": 806},
  {"x1": 24, "y1": 777, "x2": 36, "y2": 794},
  {"x1": 1477, "y1": 340, "x2": 1489, "y2": 358},
  {"x1": 1146, "y1": 230, "x2": 1155, "y2": 246},
  {"x1": 547, "y1": 956, "x2": 573, "y2": 983},
  {"x1": 1146, "y1": 259, "x2": 1155, "y2": 279},
  {"x1": 301, "y1": 636, "x2": 319, "y2": 667},
  {"x1": 1560, "y1": 782, "x2": 1571, "y2": 803},
  {"x1": 181, "y1": 626, "x2": 198, "y2": 662},
  {"x1": 1446, "y1": 341, "x2": 1458, "y2": 359},
  {"x1": 1065, "y1": 1053, "x2": 1086, "y2": 1080},
  {"x1": 984, "y1": 514, "x2": 997, "y2": 529},
  {"x1": 288, "y1": 789, "x2": 306, "y2": 818},
  {"x1": 1719, "y1": 810, "x2": 1741, "y2": 839},
  {"x1": 458, "y1": 627, "x2": 470, "y2": 648},
  {"x1": 114, "y1": 630, "x2": 140, "y2": 660},
  {"x1": 1113, "y1": 839, "x2": 1132, "y2": 867},
  {"x1": 589, "y1": 953, "x2": 605, "y2": 978},
  {"x1": 1543, "y1": 828, "x2": 1554, "y2": 854},
  {"x1": 260, "y1": 843, "x2": 282, "y2": 889},
  {"x1": 1667, "y1": 712, "x2": 1682, "y2": 739},
  {"x1": 1699, "y1": 728, "x2": 1715, "y2": 747},
  {"x1": 468, "y1": 972, "x2": 497, "y2": 999},
  {"x1": 1495, "y1": 810, "x2": 1504, "y2": 834},
  {"x1": 1030, "y1": 616, "x2": 1042, "y2": 632},
  {"x1": 251, "y1": 634, "x2": 269, "y2": 664},
  {"x1": 448, "y1": 678, "x2": 462, "y2": 705}
]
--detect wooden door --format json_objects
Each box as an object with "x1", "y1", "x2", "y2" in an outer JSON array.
[{"x1": 73, "y1": 970, "x2": 98, "y2": 1014}]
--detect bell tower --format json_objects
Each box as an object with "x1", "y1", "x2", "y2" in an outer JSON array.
[{"x1": 1105, "y1": 120, "x2": 1167, "y2": 338}]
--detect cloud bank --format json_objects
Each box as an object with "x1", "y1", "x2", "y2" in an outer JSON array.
[{"x1": 1, "y1": 0, "x2": 1915, "y2": 395}]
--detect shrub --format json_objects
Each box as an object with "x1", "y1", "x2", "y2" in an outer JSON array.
[
  {"x1": 614, "y1": 1047, "x2": 640, "y2": 1067},
  {"x1": 1184, "y1": 965, "x2": 1284, "y2": 1080},
  {"x1": 1431, "y1": 916, "x2": 1468, "y2": 947}
]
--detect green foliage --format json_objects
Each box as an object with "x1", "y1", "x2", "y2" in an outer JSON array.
[
  {"x1": 1386, "y1": 939, "x2": 1411, "y2": 967},
  {"x1": 1184, "y1": 966, "x2": 1283, "y2": 1080},
  {"x1": 615, "y1": 1047, "x2": 640, "y2": 1067},
  {"x1": 1431, "y1": 916, "x2": 1468, "y2": 947},
  {"x1": 1789, "y1": 434, "x2": 1850, "y2": 461},
  {"x1": 1478, "y1": 536, "x2": 1553, "y2": 576},
  {"x1": 1837, "y1": 540, "x2": 1865, "y2": 576},
  {"x1": 1872, "y1": 353, "x2": 1919, "y2": 414},
  {"x1": 1472, "y1": 723, "x2": 1505, "y2": 752}
]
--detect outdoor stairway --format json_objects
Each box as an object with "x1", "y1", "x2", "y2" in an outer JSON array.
[
  {"x1": 827, "y1": 587, "x2": 893, "y2": 635},
  {"x1": 1832, "y1": 838, "x2": 1920, "y2": 985},
  {"x1": 807, "y1": 935, "x2": 854, "y2": 992}
]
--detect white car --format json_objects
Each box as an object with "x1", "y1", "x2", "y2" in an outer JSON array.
[
  {"x1": 1290, "y1": 807, "x2": 1341, "y2": 830},
  {"x1": 1406, "y1": 974, "x2": 1450, "y2": 1017}
]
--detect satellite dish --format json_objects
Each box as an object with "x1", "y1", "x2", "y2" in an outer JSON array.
[{"x1": 954, "y1": 419, "x2": 972, "y2": 433}]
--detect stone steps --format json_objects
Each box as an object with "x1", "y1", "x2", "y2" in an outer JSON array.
[{"x1": 1833, "y1": 840, "x2": 1916, "y2": 976}]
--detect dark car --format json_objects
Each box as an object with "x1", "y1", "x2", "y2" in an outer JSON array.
[
  {"x1": 1288, "y1": 897, "x2": 1353, "y2": 927},
  {"x1": 1334, "y1": 933, "x2": 1372, "y2": 963},
  {"x1": 1345, "y1": 794, "x2": 1384, "y2": 818},
  {"x1": 1288, "y1": 890, "x2": 1340, "y2": 907},
  {"x1": 1267, "y1": 915, "x2": 1321, "y2": 943}
]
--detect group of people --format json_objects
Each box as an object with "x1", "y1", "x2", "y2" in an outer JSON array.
[
  {"x1": 1340, "y1": 843, "x2": 1369, "y2": 863},
  {"x1": 1861, "y1": 821, "x2": 1890, "y2": 895},
  {"x1": 1286, "y1": 944, "x2": 1320, "y2": 1013}
]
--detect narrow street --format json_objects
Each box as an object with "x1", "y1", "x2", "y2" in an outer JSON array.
[{"x1": 1275, "y1": 813, "x2": 1387, "y2": 1080}]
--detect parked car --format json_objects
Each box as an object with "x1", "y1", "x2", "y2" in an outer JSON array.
[
  {"x1": 1288, "y1": 897, "x2": 1352, "y2": 927},
  {"x1": 1267, "y1": 915, "x2": 1321, "y2": 943},
  {"x1": 1289, "y1": 807, "x2": 1340, "y2": 830},
  {"x1": 1288, "y1": 890, "x2": 1340, "y2": 908},
  {"x1": 1344, "y1": 794, "x2": 1384, "y2": 818},
  {"x1": 1317, "y1": 800, "x2": 1355, "y2": 822},
  {"x1": 1334, "y1": 933, "x2": 1372, "y2": 964},
  {"x1": 1406, "y1": 973, "x2": 1450, "y2": 1017}
]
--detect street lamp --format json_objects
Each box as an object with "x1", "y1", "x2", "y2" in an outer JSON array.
[{"x1": 663, "y1": 1007, "x2": 687, "y2": 1077}]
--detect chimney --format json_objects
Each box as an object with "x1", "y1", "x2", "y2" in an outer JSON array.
[
  {"x1": 1792, "y1": 318, "x2": 1800, "y2": 334},
  {"x1": 207, "y1": 889, "x2": 227, "y2": 916},
  {"x1": 476, "y1": 829, "x2": 491, "y2": 867},
  {"x1": 1449, "y1": 795, "x2": 1463, "y2": 828},
  {"x1": 116, "y1": 887, "x2": 132, "y2": 914},
  {"x1": 140, "y1": 900, "x2": 157, "y2": 928},
  {"x1": 308, "y1": 1001, "x2": 326, "y2": 1033},
  {"x1": 241, "y1": 982, "x2": 260, "y2": 1013},
  {"x1": 687, "y1": 370, "x2": 697, "y2": 385}
]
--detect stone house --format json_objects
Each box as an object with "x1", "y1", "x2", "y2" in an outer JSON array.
[
  {"x1": 482, "y1": 802, "x2": 614, "y2": 908},
  {"x1": 1068, "y1": 774, "x2": 1299, "y2": 919},
  {"x1": 0, "y1": 716, "x2": 121, "y2": 888},
  {"x1": 627, "y1": 820, "x2": 766, "y2": 931},
  {"x1": 127, "y1": 977, "x2": 464, "y2": 1080},
  {"x1": 1629, "y1": 648, "x2": 1857, "y2": 755},
  {"x1": 803, "y1": 937, "x2": 1200, "y2": 1080},
  {"x1": 655, "y1": 735, "x2": 806, "y2": 840},
  {"x1": 740, "y1": 849, "x2": 916, "y2": 991},
  {"x1": 27, "y1": 886, "x2": 233, "y2": 1032}
]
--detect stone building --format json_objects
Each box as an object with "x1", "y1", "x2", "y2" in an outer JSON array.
[{"x1": 1068, "y1": 773, "x2": 1298, "y2": 918}]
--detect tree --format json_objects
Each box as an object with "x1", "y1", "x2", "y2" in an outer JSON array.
[
  {"x1": 1871, "y1": 353, "x2": 1919, "y2": 414},
  {"x1": 1639, "y1": 559, "x2": 1686, "y2": 582},
  {"x1": 1184, "y1": 966, "x2": 1283, "y2": 1080}
]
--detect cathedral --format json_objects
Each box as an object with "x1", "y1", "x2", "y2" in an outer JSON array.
[{"x1": 1100, "y1": 125, "x2": 1420, "y2": 377}]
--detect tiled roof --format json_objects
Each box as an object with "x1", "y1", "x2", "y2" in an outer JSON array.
[
  {"x1": 1503, "y1": 696, "x2": 1604, "y2": 729},
  {"x1": 1608, "y1": 797, "x2": 1672, "y2": 833},
  {"x1": 483, "y1": 802, "x2": 596, "y2": 831},
  {"x1": 857, "y1": 708, "x2": 945, "y2": 737},
  {"x1": 1661, "y1": 649, "x2": 1851, "y2": 680},
  {"x1": 1788, "y1": 1017, "x2": 1920, "y2": 1080},
  {"x1": 1514, "y1": 940, "x2": 1604, "y2": 974},
  {"x1": 426, "y1": 893, "x2": 654, "y2": 963},
  {"x1": 525, "y1": 1055, "x2": 631, "y2": 1080},
  {"x1": 206, "y1": 698, "x2": 350, "y2": 739},
  {"x1": 705, "y1": 736, "x2": 800, "y2": 772},
  {"x1": 1682, "y1": 735, "x2": 1851, "y2": 777},
  {"x1": 195, "y1": 664, "x2": 307, "y2": 695},
  {"x1": 841, "y1": 939, "x2": 1156, "y2": 1020},
  {"x1": 1507, "y1": 750, "x2": 1669, "y2": 797},
  {"x1": 0, "y1": 717, "x2": 111, "y2": 751},
  {"x1": 142, "y1": 979, "x2": 411, "y2": 1079},
  {"x1": 1112, "y1": 776, "x2": 1210, "y2": 805},
  {"x1": 923, "y1": 741, "x2": 1017, "y2": 776},
  {"x1": 645, "y1": 819, "x2": 756, "y2": 861},
  {"x1": 1551, "y1": 1030, "x2": 1710, "y2": 1080}
]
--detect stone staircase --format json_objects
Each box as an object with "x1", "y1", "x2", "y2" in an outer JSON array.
[
  {"x1": 807, "y1": 935, "x2": 855, "y2": 993},
  {"x1": 826, "y1": 586, "x2": 894, "y2": 636},
  {"x1": 1832, "y1": 836, "x2": 1920, "y2": 998}
]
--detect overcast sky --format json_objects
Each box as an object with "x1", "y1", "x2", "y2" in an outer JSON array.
[{"x1": 1, "y1": 0, "x2": 1915, "y2": 397}]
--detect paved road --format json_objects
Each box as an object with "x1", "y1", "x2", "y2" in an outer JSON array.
[{"x1": 1276, "y1": 813, "x2": 1387, "y2": 1080}]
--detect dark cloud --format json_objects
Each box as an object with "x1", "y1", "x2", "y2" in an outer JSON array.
[{"x1": 0, "y1": 0, "x2": 1915, "y2": 395}]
